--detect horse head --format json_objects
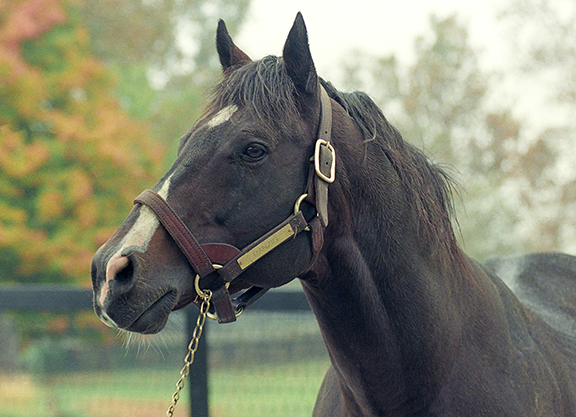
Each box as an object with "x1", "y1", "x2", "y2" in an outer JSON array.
[{"x1": 91, "y1": 14, "x2": 332, "y2": 333}]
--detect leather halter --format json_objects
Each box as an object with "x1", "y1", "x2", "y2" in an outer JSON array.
[{"x1": 134, "y1": 86, "x2": 335, "y2": 323}]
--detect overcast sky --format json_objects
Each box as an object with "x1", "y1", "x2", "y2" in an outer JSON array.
[
  {"x1": 235, "y1": 0, "x2": 566, "y2": 133},
  {"x1": 236, "y1": 0, "x2": 507, "y2": 80}
]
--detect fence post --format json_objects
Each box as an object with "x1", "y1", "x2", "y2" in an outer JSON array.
[{"x1": 186, "y1": 304, "x2": 209, "y2": 417}]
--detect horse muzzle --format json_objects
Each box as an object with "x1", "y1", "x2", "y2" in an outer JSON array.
[{"x1": 91, "y1": 242, "x2": 183, "y2": 334}]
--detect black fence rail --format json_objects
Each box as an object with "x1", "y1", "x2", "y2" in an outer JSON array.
[{"x1": 0, "y1": 285, "x2": 312, "y2": 417}]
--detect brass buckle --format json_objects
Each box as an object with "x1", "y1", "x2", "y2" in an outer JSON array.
[{"x1": 314, "y1": 139, "x2": 336, "y2": 183}]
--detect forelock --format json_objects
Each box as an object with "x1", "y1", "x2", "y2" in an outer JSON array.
[{"x1": 205, "y1": 55, "x2": 302, "y2": 132}]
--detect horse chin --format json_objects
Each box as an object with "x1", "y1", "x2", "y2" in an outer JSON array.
[{"x1": 123, "y1": 290, "x2": 178, "y2": 335}]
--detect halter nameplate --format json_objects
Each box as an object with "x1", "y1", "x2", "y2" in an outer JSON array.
[{"x1": 237, "y1": 223, "x2": 295, "y2": 269}]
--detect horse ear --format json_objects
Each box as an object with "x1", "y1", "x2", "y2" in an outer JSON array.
[
  {"x1": 216, "y1": 19, "x2": 252, "y2": 71},
  {"x1": 283, "y1": 13, "x2": 318, "y2": 96}
]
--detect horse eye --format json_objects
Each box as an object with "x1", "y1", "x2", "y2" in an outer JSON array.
[{"x1": 242, "y1": 143, "x2": 268, "y2": 161}]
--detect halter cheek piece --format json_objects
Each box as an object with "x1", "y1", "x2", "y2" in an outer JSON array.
[{"x1": 133, "y1": 86, "x2": 335, "y2": 323}]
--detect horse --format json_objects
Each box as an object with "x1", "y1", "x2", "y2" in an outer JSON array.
[{"x1": 91, "y1": 13, "x2": 576, "y2": 416}]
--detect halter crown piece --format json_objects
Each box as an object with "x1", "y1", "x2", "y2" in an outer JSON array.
[{"x1": 134, "y1": 86, "x2": 335, "y2": 323}]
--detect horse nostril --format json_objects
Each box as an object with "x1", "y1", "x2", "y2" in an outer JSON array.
[
  {"x1": 114, "y1": 256, "x2": 134, "y2": 283},
  {"x1": 106, "y1": 253, "x2": 134, "y2": 285}
]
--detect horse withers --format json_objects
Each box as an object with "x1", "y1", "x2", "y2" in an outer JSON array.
[{"x1": 91, "y1": 13, "x2": 576, "y2": 416}]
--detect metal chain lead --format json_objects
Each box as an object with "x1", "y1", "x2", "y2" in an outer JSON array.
[{"x1": 166, "y1": 290, "x2": 212, "y2": 417}]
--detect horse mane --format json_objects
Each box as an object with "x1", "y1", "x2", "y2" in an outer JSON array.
[
  {"x1": 204, "y1": 56, "x2": 468, "y2": 277},
  {"x1": 321, "y1": 79, "x2": 469, "y2": 278}
]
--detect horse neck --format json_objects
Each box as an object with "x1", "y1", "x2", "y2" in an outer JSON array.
[
  {"x1": 301, "y1": 226, "x2": 469, "y2": 414},
  {"x1": 300, "y1": 114, "x2": 488, "y2": 414}
]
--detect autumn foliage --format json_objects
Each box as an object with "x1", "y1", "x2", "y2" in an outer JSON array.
[{"x1": 0, "y1": 0, "x2": 165, "y2": 284}]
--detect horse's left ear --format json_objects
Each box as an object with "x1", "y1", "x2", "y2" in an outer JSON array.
[
  {"x1": 283, "y1": 13, "x2": 318, "y2": 96},
  {"x1": 216, "y1": 19, "x2": 252, "y2": 71}
]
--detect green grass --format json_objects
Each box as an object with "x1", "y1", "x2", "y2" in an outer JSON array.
[
  {"x1": 1, "y1": 369, "x2": 187, "y2": 417},
  {"x1": 3, "y1": 308, "x2": 329, "y2": 417},
  {"x1": 0, "y1": 359, "x2": 330, "y2": 417},
  {"x1": 210, "y1": 359, "x2": 330, "y2": 417}
]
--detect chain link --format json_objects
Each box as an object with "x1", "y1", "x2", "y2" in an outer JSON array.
[{"x1": 166, "y1": 290, "x2": 212, "y2": 417}]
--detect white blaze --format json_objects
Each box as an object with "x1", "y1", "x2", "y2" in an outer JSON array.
[
  {"x1": 120, "y1": 177, "x2": 171, "y2": 252},
  {"x1": 98, "y1": 175, "x2": 173, "y2": 310},
  {"x1": 207, "y1": 105, "x2": 238, "y2": 128}
]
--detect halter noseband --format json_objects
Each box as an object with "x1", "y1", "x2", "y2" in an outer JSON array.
[{"x1": 133, "y1": 86, "x2": 335, "y2": 323}]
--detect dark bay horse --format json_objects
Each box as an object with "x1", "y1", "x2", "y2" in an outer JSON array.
[{"x1": 91, "y1": 13, "x2": 576, "y2": 416}]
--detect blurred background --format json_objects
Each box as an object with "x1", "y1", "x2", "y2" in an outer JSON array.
[{"x1": 0, "y1": 0, "x2": 574, "y2": 415}]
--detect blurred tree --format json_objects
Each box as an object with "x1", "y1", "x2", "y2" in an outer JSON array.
[
  {"x1": 342, "y1": 11, "x2": 576, "y2": 256},
  {"x1": 502, "y1": 0, "x2": 576, "y2": 104},
  {"x1": 341, "y1": 16, "x2": 490, "y2": 168},
  {"x1": 0, "y1": 0, "x2": 164, "y2": 284},
  {"x1": 402, "y1": 15, "x2": 487, "y2": 165},
  {"x1": 500, "y1": 0, "x2": 576, "y2": 254},
  {"x1": 340, "y1": 15, "x2": 528, "y2": 259},
  {"x1": 80, "y1": 0, "x2": 249, "y2": 75},
  {"x1": 78, "y1": 0, "x2": 251, "y2": 145}
]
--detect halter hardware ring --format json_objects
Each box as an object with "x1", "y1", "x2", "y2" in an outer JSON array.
[
  {"x1": 207, "y1": 305, "x2": 244, "y2": 321},
  {"x1": 294, "y1": 193, "x2": 312, "y2": 232},
  {"x1": 193, "y1": 264, "x2": 244, "y2": 321},
  {"x1": 194, "y1": 264, "x2": 223, "y2": 298},
  {"x1": 294, "y1": 194, "x2": 308, "y2": 215}
]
